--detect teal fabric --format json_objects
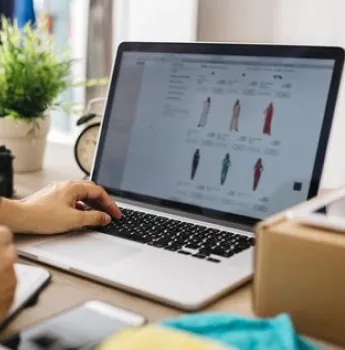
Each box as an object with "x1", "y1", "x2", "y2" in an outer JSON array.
[{"x1": 163, "y1": 313, "x2": 318, "y2": 350}]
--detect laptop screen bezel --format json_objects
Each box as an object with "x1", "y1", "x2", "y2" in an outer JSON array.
[{"x1": 92, "y1": 42, "x2": 344, "y2": 227}]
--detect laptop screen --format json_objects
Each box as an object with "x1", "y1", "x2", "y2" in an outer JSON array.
[{"x1": 95, "y1": 49, "x2": 338, "y2": 221}]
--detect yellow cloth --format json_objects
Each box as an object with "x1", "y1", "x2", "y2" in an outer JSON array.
[{"x1": 97, "y1": 326, "x2": 225, "y2": 350}]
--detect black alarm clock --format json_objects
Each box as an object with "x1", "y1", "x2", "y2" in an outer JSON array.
[
  {"x1": 74, "y1": 98, "x2": 105, "y2": 176},
  {"x1": 74, "y1": 113, "x2": 101, "y2": 175},
  {"x1": 0, "y1": 145, "x2": 14, "y2": 198}
]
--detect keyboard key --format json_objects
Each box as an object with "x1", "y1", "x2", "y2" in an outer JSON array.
[
  {"x1": 164, "y1": 246, "x2": 180, "y2": 252},
  {"x1": 193, "y1": 254, "x2": 207, "y2": 259},
  {"x1": 209, "y1": 247, "x2": 227, "y2": 256},
  {"x1": 121, "y1": 234, "x2": 147, "y2": 244},
  {"x1": 178, "y1": 250, "x2": 191, "y2": 255},
  {"x1": 198, "y1": 248, "x2": 211, "y2": 256},
  {"x1": 207, "y1": 258, "x2": 221, "y2": 263},
  {"x1": 185, "y1": 243, "x2": 200, "y2": 250},
  {"x1": 223, "y1": 251, "x2": 235, "y2": 258},
  {"x1": 148, "y1": 241, "x2": 166, "y2": 248}
]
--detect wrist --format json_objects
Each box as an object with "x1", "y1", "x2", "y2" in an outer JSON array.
[{"x1": 0, "y1": 198, "x2": 29, "y2": 233}]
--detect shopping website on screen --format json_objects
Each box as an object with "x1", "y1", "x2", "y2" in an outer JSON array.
[{"x1": 97, "y1": 52, "x2": 334, "y2": 219}]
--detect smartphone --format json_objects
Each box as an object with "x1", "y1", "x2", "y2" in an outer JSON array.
[
  {"x1": 1, "y1": 300, "x2": 146, "y2": 350},
  {"x1": 287, "y1": 187, "x2": 345, "y2": 232}
]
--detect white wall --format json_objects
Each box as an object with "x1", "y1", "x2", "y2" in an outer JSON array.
[
  {"x1": 198, "y1": 0, "x2": 276, "y2": 43},
  {"x1": 198, "y1": 0, "x2": 345, "y2": 189},
  {"x1": 113, "y1": 0, "x2": 199, "y2": 49}
]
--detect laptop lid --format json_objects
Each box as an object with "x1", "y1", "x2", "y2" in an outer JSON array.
[{"x1": 91, "y1": 42, "x2": 344, "y2": 227}]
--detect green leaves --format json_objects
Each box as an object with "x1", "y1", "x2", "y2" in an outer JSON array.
[{"x1": 0, "y1": 17, "x2": 72, "y2": 120}]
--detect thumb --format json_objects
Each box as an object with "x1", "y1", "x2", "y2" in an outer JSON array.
[{"x1": 80, "y1": 210, "x2": 112, "y2": 227}]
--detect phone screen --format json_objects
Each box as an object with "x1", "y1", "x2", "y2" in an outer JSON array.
[
  {"x1": 312, "y1": 196, "x2": 345, "y2": 218},
  {"x1": 1, "y1": 302, "x2": 144, "y2": 350},
  {"x1": 291, "y1": 194, "x2": 345, "y2": 232}
]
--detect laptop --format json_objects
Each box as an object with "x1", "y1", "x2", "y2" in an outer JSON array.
[{"x1": 16, "y1": 42, "x2": 344, "y2": 310}]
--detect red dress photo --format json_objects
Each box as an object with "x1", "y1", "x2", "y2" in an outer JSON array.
[
  {"x1": 253, "y1": 158, "x2": 263, "y2": 191},
  {"x1": 263, "y1": 103, "x2": 274, "y2": 135}
]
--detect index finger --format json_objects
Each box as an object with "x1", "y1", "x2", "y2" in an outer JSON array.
[
  {"x1": 0, "y1": 226, "x2": 13, "y2": 246},
  {"x1": 73, "y1": 182, "x2": 122, "y2": 219}
]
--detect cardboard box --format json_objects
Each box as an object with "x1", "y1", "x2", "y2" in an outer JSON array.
[{"x1": 253, "y1": 194, "x2": 345, "y2": 346}]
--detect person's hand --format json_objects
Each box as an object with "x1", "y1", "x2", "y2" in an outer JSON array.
[
  {"x1": 0, "y1": 226, "x2": 17, "y2": 323},
  {"x1": 19, "y1": 180, "x2": 122, "y2": 234}
]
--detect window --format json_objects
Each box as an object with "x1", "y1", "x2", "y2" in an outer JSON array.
[
  {"x1": 35, "y1": 0, "x2": 198, "y2": 144},
  {"x1": 33, "y1": 0, "x2": 74, "y2": 143}
]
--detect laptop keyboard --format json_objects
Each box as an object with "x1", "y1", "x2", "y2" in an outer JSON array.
[{"x1": 95, "y1": 208, "x2": 255, "y2": 263}]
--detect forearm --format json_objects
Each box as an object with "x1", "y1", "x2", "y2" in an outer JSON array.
[{"x1": 0, "y1": 198, "x2": 28, "y2": 233}]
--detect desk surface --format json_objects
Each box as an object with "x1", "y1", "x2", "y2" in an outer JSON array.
[{"x1": 2, "y1": 143, "x2": 339, "y2": 349}]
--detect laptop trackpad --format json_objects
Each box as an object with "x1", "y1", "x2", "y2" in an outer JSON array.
[{"x1": 35, "y1": 234, "x2": 140, "y2": 266}]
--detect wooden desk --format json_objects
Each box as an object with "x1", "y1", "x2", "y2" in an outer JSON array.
[{"x1": 0, "y1": 143, "x2": 340, "y2": 349}]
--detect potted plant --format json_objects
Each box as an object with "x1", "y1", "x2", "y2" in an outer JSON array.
[{"x1": 0, "y1": 17, "x2": 73, "y2": 172}]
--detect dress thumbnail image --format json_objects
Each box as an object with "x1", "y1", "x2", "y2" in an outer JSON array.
[
  {"x1": 220, "y1": 153, "x2": 231, "y2": 185},
  {"x1": 253, "y1": 158, "x2": 264, "y2": 191},
  {"x1": 191, "y1": 149, "x2": 200, "y2": 180},
  {"x1": 230, "y1": 99, "x2": 241, "y2": 132},
  {"x1": 263, "y1": 102, "x2": 274, "y2": 135},
  {"x1": 198, "y1": 97, "x2": 211, "y2": 128}
]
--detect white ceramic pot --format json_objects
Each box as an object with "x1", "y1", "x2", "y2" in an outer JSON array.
[{"x1": 0, "y1": 116, "x2": 50, "y2": 173}]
